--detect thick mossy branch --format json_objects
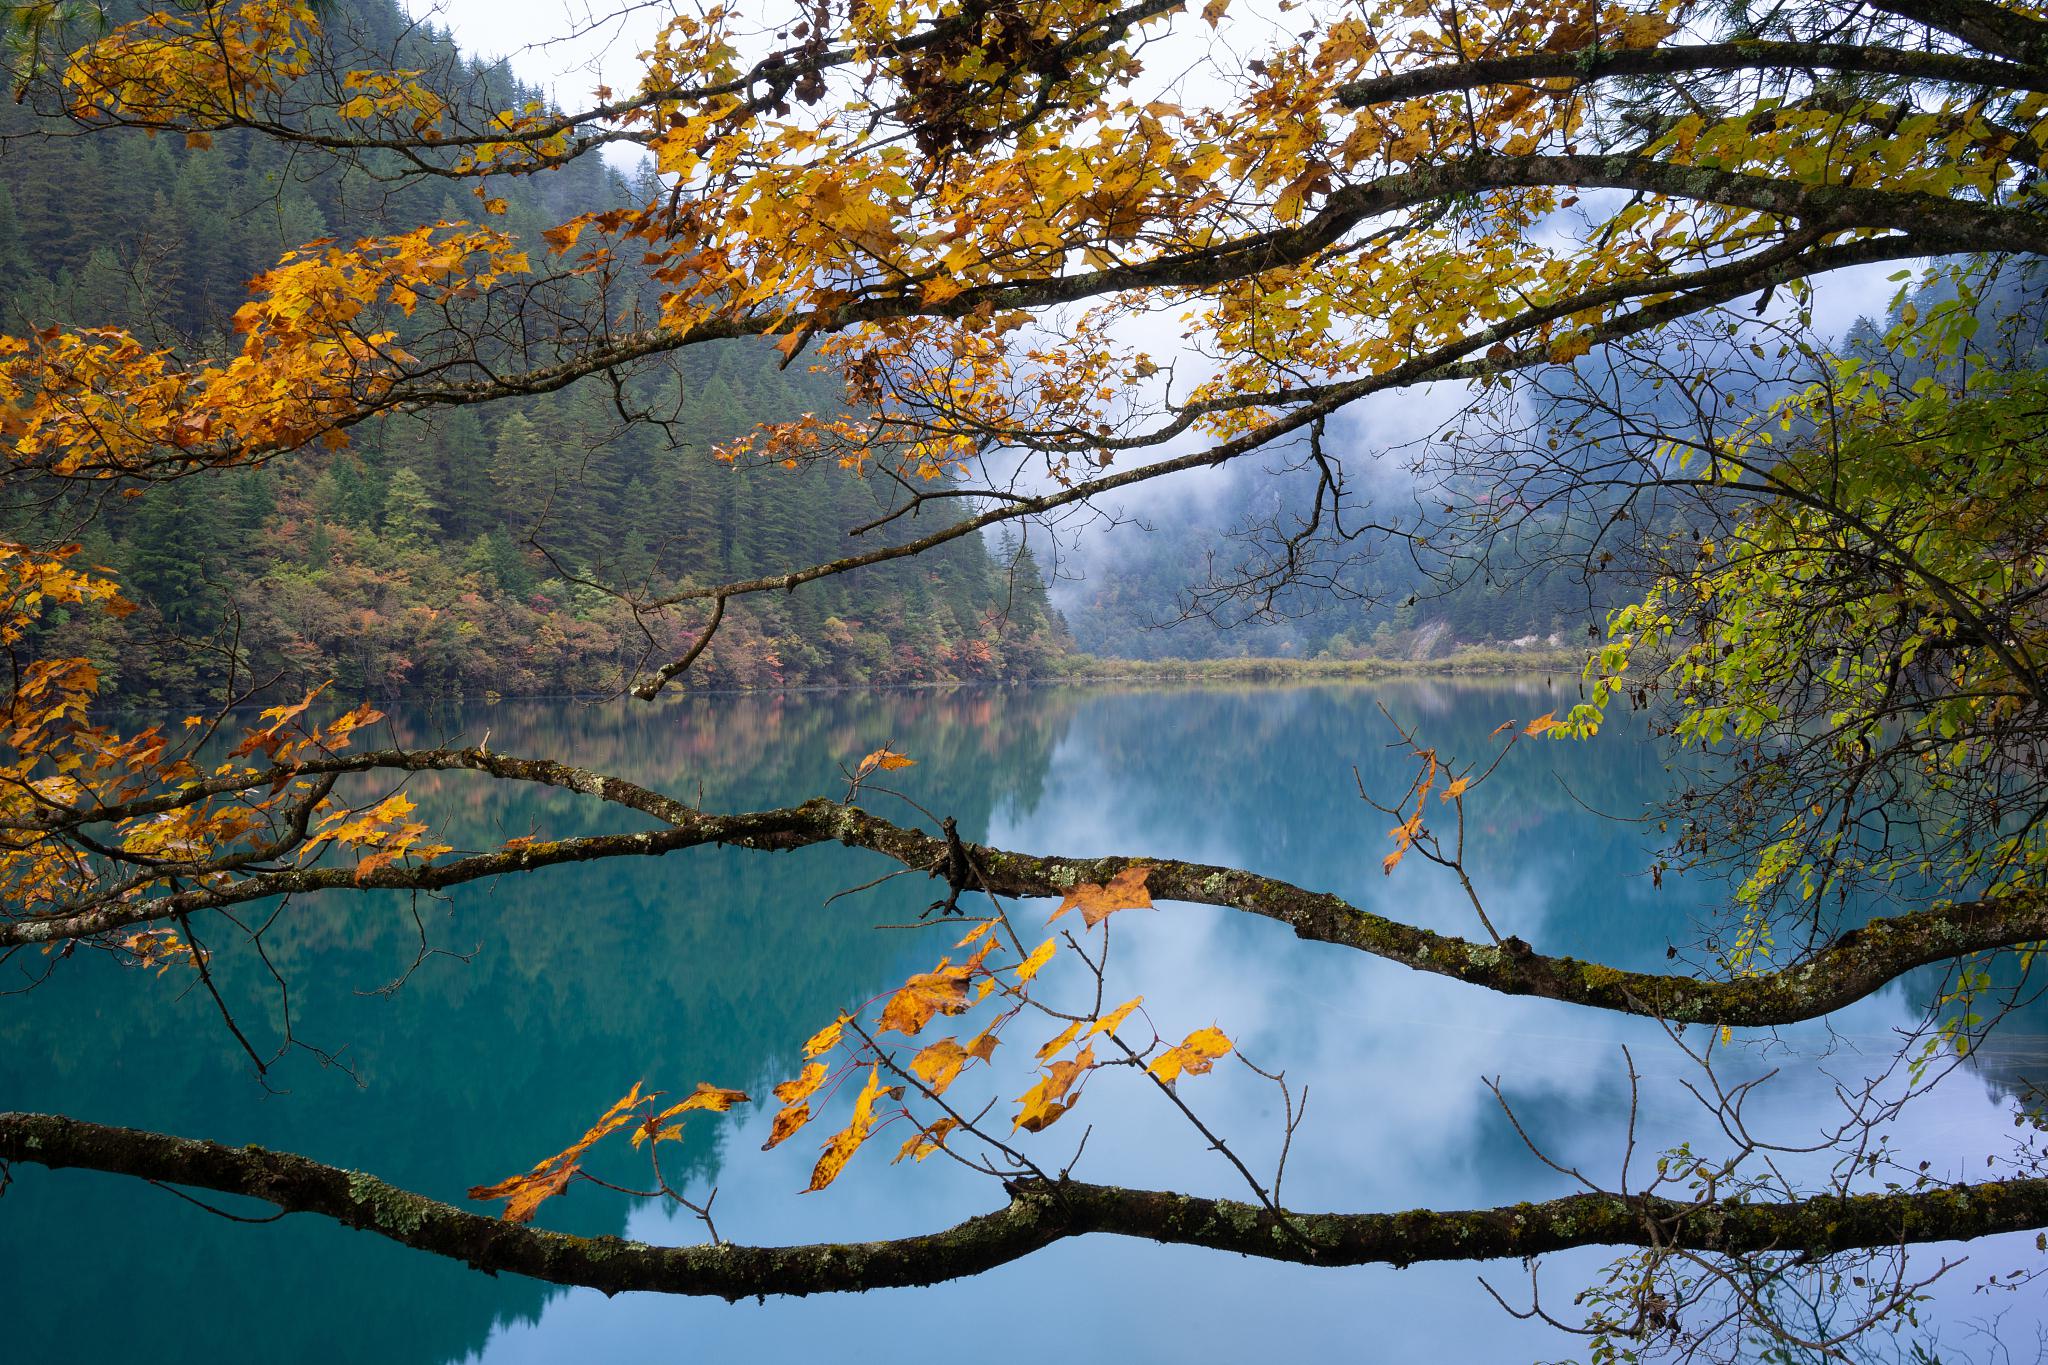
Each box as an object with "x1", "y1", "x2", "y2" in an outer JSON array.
[
  {"x1": 7, "y1": 747, "x2": 2044, "y2": 1027},
  {"x1": 1333, "y1": 40, "x2": 2048, "y2": 107},
  {"x1": 4, "y1": 1113, "x2": 2045, "y2": 1297},
  {"x1": 942, "y1": 836, "x2": 2048, "y2": 1028}
]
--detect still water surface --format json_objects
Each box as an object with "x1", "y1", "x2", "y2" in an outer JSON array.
[{"x1": 3, "y1": 682, "x2": 2041, "y2": 1361}]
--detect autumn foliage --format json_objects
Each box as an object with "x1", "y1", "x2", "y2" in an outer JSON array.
[
  {"x1": 5, "y1": 0, "x2": 2048, "y2": 1350},
  {"x1": 470, "y1": 856, "x2": 1245, "y2": 1216}
]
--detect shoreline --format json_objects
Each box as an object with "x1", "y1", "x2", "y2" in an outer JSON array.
[
  {"x1": 107, "y1": 647, "x2": 1583, "y2": 714},
  {"x1": 1041, "y1": 646, "x2": 1581, "y2": 686}
]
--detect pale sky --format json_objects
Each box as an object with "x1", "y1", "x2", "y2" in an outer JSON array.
[{"x1": 406, "y1": 0, "x2": 654, "y2": 97}]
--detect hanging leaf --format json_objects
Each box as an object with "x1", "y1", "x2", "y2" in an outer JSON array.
[
  {"x1": 802, "y1": 1014, "x2": 849, "y2": 1058},
  {"x1": 774, "y1": 1062, "x2": 828, "y2": 1105},
  {"x1": 893, "y1": 1117, "x2": 960, "y2": 1163},
  {"x1": 876, "y1": 959, "x2": 974, "y2": 1036},
  {"x1": 468, "y1": 1082, "x2": 646, "y2": 1222},
  {"x1": 1088, "y1": 996, "x2": 1144, "y2": 1038},
  {"x1": 854, "y1": 746, "x2": 916, "y2": 780},
  {"x1": 1015, "y1": 1044, "x2": 1096, "y2": 1131},
  {"x1": 1013, "y1": 936, "x2": 1057, "y2": 983},
  {"x1": 763, "y1": 1100, "x2": 812, "y2": 1151},
  {"x1": 911, "y1": 1036, "x2": 972, "y2": 1094},
  {"x1": 807, "y1": 1066, "x2": 889, "y2": 1192},
  {"x1": 1149, "y1": 1027, "x2": 1233, "y2": 1084}
]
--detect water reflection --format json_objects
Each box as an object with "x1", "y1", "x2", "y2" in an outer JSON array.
[{"x1": 2, "y1": 682, "x2": 2038, "y2": 1362}]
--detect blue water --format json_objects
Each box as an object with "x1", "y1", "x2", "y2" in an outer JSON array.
[{"x1": 2, "y1": 682, "x2": 2039, "y2": 1361}]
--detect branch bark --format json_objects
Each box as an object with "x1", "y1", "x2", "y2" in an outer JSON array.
[
  {"x1": 3, "y1": 1112, "x2": 2041, "y2": 1299},
  {"x1": 9, "y1": 750, "x2": 2044, "y2": 1028},
  {"x1": 1334, "y1": 40, "x2": 2048, "y2": 107}
]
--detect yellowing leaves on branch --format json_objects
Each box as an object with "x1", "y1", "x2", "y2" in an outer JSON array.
[
  {"x1": 1149, "y1": 1025, "x2": 1233, "y2": 1083},
  {"x1": 7, "y1": 0, "x2": 2030, "y2": 513},
  {"x1": 0, "y1": 225, "x2": 527, "y2": 483},
  {"x1": 468, "y1": 1082, "x2": 751, "y2": 1222}
]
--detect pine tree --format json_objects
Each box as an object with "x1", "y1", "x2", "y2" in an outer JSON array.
[
  {"x1": 0, "y1": 185, "x2": 27, "y2": 296},
  {"x1": 382, "y1": 467, "x2": 440, "y2": 548},
  {"x1": 127, "y1": 481, "x2": 225, "y2": 631},
  {"x1": 489, "y1": 412, "x2": 549, "y2": 538}
]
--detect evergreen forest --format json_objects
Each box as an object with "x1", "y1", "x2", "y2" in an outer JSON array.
[{"x1": 0, "y1": 0, "x2": 1067, "y2": 703}]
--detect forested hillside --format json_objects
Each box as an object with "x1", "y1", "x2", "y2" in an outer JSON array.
[{"x1": 0, "y1": 0, "x2": 1066, "y2": 703}]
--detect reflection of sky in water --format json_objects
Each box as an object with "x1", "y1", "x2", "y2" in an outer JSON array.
[
  {"x1": 458, "y1": 686, "x2": 2044, "y2": 1363},
  {"x1": 4, "y1": 683, "x2": 2040, "y2": 1363}
]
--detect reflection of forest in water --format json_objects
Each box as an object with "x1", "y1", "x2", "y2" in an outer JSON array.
[
  {"x1": 2, "y1": 681, "x2": 2034, "y2": 1365},
  {"x1": 4, "y1": 687, "x2": 1078, "y2": 1365}
]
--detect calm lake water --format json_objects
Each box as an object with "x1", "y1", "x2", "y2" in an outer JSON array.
[{"x1": 3, "y1": 682, "x2": 2042, "y2": 1362}]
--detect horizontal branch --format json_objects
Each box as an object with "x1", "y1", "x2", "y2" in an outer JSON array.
[
  {"x1": 1863, "y1": 0, "x2": 2048, "y2": 64},
  {"x1": 9, "y1": 753, "x2": 2044, "y2": 1027},
  {"x1": 1335, "y1": 40, "x2": 2047, "y2": 107},
  {"x1": 3, "y1": 1113, "x2": 2042, "y2": 1298},
  {"x1": 373, "y1": 150, "x2": 2033, "y2": 428}
]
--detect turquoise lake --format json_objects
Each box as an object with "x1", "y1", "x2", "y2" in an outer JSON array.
[{"x1": 3, "y1": 682, "x2": 2042, "y2": 1361}]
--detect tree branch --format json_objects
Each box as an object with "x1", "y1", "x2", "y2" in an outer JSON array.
[
  {"x1": 3, "y1": 1113, "x2": 2042, "y2": 1299},
  {"x1": 10, "y1": 763, "x2": 2046, "y2": 1028},
  {"x1": 1335, "y1": 40, "x2": 2048, "y2": 108}
]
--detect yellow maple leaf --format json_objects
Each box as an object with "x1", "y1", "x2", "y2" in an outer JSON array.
[
  {"x1": 1088, "y1": 995, "x2": 1144, "y2": 1038},
  {"x1": 802, "y1": 1014, "x2": 848, "y2": 1058},
  {"x1": 1013, "y1": 936, "x2": 1057, "y2": 983},
  {"x1": 1015, "y1": 1044, "x2": 1095, "y2": 1132},
  {"x1": 808, "y1": 1066, "x2": 888, "y2": 1192},
  {"x1": 774, "y1": 1062, "x2": 828, "y2": 1105},
  {"x1": 911, "y1": 1037, "x2": 971, "y2": 1094},
  {"x1": 893, "y1": 1117, "x2": 959, "y2": 1163},
  {"x1": 1149, "y1": 1027, "x2": 1233, "y2": 1084},
  {"x1": 1036, "y1": 1019, "x2": 1083, "y2": 1061},
  {"x1": 763, "y1": 1100, "x2": 811, "y2": 1151}
]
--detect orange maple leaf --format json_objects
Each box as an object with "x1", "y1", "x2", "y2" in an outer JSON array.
[
  {"x1": 876, "y1": 960, "x2": 973, "y2": 1036},
  {"x1": 1015, "y1": 1044, "x2": 1095, "y2": 1132},
  {"x1": 632, "y1": 1082, "x2": 751, "y2": 1147},
  {"x1": 853, "y1": 746, "x2": 916, "y2": 780},
  {"x1": 1049, "y1": 865, "x2": 1153, "y2": 927},
  {"x1": 468, "y1": 1082, "x2": 645, "y2": 1222}
]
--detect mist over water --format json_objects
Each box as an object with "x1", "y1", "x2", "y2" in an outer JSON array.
[{"x1": 3, "y1": 682, "x2": 2038, "y2": 1363}]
